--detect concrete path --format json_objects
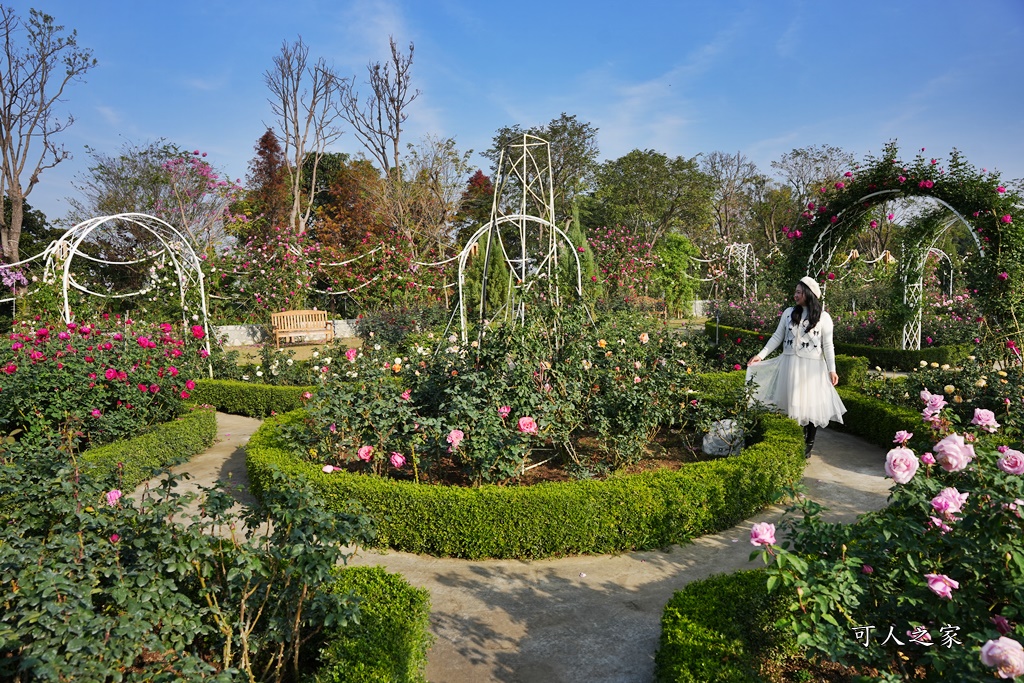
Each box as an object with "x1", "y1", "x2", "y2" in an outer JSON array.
[{"x1": 147, "y1": 414, "x2": 892, "y2": 683}]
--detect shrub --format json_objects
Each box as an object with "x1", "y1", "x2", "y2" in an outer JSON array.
[
  {"x1": 0, "y1": 319, "x2": 208, "y2": 449},
  {"x1": 191, "y1": 378, "x2": 313, "y2": 417},
  {"x1": 0, "y1": 436, "x2": 374, "y2": 682},
  {"x1": 756, "y1": 395, "x2": 1024, "y2": 681},
  {"x1": 247, "y1": 410, "x2": 804, "y2": 559},
  {"x1": 655, "y1": 570, "x2": 795, "y2": 682},
  {"x1": 313, "y1": 566, "x2": 432, "y2": 683},
  {"x1": 81, "y1": 405, "x2": 217, "y2": 490}
]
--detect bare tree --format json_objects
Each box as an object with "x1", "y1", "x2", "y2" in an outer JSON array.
[
  {"x1": 339, "y1": 37, "x2": 420, "y2": 175},
  {"x1": 701, "y1": 150, "x2": 758, "y2": 244},
  {"x1": 771, "y1": 144, "x2": 855, "y2": 207},
  {"x1": 0, "y1": 7, "x2": 95, "y2": 263},
  {"x1": 264, "y1": 36, "x2": 346, "y2": 235},
  {"x1": 401, "y1": 134, "x2": 472, "y2": 255}
]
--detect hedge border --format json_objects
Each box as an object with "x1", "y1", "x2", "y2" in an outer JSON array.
[
  {"x1": 81, "y1": 406, "x2": 217, "y2": 491},
  {"x1": 191, "y1": 379, "x2": 313, "y2": 418},
  {"x1": 705, "y1": 321, "x2": 971, "y2": 371},
  {"x1": 313, "y1": 566, "x2": 432, "y2": 683},
  {"x1": 655, "y1": 387, "x2": 923, "y2": 680},
  {"x1": 246, "y1": 409, "x2": 805, "y2": 560},
  {"x1": 655, "y1": 569, "x2": 795, "y2": 682}
]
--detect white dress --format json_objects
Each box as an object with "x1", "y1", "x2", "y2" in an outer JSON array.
[{"x1": 745, "y1": 307, "x2": 846, "y2": 428}]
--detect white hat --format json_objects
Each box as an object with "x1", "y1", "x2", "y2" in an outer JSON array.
[{"x1": 799, "y1": 276, "x2": 822, "y2": 300}]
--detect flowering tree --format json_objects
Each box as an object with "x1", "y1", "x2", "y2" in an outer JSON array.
[{"x1": 587, "y1": 225, "x2": 659, "y2": 304}]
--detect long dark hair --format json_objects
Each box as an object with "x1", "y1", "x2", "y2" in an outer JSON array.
[{"x1": 790, "y1": 282, "x2": 822, "y2": 332}]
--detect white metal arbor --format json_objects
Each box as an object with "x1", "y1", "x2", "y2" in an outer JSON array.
[
  {"x1": 35, "y1": 213, "x2": 214, "y2": 361},
  {"x1": 805, "y1": 192, "x2": 982, "y2": 350},
  {"x1": 456, "y1": 134, "x2": 585, "y2": 342}
]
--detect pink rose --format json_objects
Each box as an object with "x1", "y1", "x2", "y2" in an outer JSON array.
[
  {"x1": 980, "y1": 637, "x2": 1024, "y2": 678},
  {"x1": 400, "y1": 389, "x2": 412, "y2": 401},
  {"x1": 498, "y1": 405, "x2": 511, "y2": 419},
  {"x1": 106, "y1": 489, "x2": 122, "y2": 506},
  {"x1": 345, "y1": 348, "x2": 358, "y2": 362},
  {"x1": 749, "y1": 522, "x2": 776, "y2": 546},
  {"x1": 921, "y1": 452, "x2": 936, "y2": 465},
  {"x1": 390, "y1": 452, "x2": 406, "y2": 468},
  {"x1": 517, "y1": 416, "x2": 538, "y2": 434},
  {"x1": 1002, "y1": 215, "x2": 1013, "y2": 224},
  {"x1": 971, "y1": 408, "x2": 1000, "y2": 433},
  {"x1": 91, "y1": 409, "x2": 102, "y2": 418},
  {"x1": 884, "y1": 447, "x2": 919, "y2": 484},
  {"x1": 104, "y1": 368, "x2": 117, "y2": 380},
  {"x1": 933, "y1": 433, "x2": 975, "y2": 472},
  {"x1": 446, "y1": 429, "x2": 465, "y2": 452},
  {"x1": 185, "y1": 379, "x2": 196, "y2": 390},
  {"x1": 862, "y1": 564, "x2": 873, "y2": 575},
  {"x1": 110, "y1": 534, "x2": 120, "y2": 544},
  {"x1": 928, "y1": 516, "x2": 952, "y2": 534},
  {"x1": 997, "y1": 449, "x2": 1024, "y2": 475},
  {"x1": 924, "y1": 573, "x2": 959, "y2": 599},
  {"x1": 191, "y1": 325, "x2": 205, "y2": 339},
  {"x1": 357, "y1": 445, "x2": 373, "y2": 462},
  {"x1": 893, "y1": 430, "x2": 913, "y2": 445},
  {"x1": 931, "y1": 487, "x2": 968, "y2": 520},
  {"x1": 322, "y1": 465, "x2": 335, "y2": 473}
]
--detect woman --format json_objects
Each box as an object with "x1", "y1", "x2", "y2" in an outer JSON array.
[{"x1": 746, "y1": 276, "x2": 846, "y2": 457}]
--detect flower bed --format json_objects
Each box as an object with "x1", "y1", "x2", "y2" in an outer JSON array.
[{"x1": 246, "y1": 408, "x2": 804, "y2": 559}]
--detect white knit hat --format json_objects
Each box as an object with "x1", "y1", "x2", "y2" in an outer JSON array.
[{"x1": 799, "y1": 276, "x2": 822, "y2": 300}]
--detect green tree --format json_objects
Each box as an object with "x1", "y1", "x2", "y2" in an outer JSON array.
[
  {"x1": 590, "y1": 148, "x2": 714, "y2": 248},
  {"x1": 462, "y1": 234, "x2": 509, "y2": 324},
  {"x1": 652, "y1": 233, "x2": 700, "y2": 317},
  {"x1": 0, "y1": 7, "x2": 95, "y2": 263},
  {"x1": 483, "y1": 113, "x2": 599, "y2": 223}
]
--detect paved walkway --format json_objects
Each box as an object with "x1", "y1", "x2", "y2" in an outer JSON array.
[{"x1": 144, "y1": 413, "x2": 892, "y2": 683}]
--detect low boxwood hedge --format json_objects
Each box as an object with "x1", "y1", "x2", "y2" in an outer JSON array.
[
  {"x1": 247, "y1": 410, "x2": 805, "y2": 560},
  {"x1": 655, "y1": 569, "x2": 796, "y2": 682},
  {"x1": 833, "y1": 388, "x2": 920, "y2": 449},
  {"x1": 704, "y1": 321, "x2": 970, "y2": 371},
  {"x1": 191, "y1": 379, "x2": 314, "y2": 417},
  {"x1": 81, "y1": 406, "x2": 217, "y2": 490},
  {"x1": 312, "y1": 566, "x2": 432, "y2": 683}
]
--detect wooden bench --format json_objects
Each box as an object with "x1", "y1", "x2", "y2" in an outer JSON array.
[{"x1": 270, "y1": 310, "x2": 334, "y2": 348}]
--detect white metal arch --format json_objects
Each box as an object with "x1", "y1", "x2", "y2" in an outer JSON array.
[
  {"x1": 806, "y1": 191, "x2": 984, "y2": 350},
  {"x1": 456, "y1": 214, "x2": 585, "y2": 343},
  {"x1": 37, "y1": 213, "x2": 213, "y2": 366}
]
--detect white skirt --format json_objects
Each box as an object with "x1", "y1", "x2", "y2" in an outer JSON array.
[{"x1": 745, "y1": 354, "x2": 846, "y2": 428}]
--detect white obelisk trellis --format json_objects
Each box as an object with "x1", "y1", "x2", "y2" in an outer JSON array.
[{"x1": 456, "y1": 134, "x2": 585, "y2": 343}]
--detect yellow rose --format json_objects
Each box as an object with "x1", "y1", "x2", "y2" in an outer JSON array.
[
  {"x1": 597, "y1": 339, "x2": 607, "y2": 348},
  {"x1": 944, "y1": 385, "x2": 956, "y2": 394}
]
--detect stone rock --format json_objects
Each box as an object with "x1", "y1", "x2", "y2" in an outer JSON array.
[{"x1": 702, "y1": 418, "x2": 744, "y2": 456}]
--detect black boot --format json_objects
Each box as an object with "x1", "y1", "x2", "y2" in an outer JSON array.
[{"x1": 803, "y1": 424, "x2": 817, "y2": 459}]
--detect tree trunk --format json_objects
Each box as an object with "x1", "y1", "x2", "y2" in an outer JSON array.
[{"x1": 1, "y1": 195, "x2": 23, "y2": 264}]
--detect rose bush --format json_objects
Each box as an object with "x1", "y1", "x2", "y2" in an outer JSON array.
[
  {"x1": 277, "y1": 305, "x2": 721, "y2": 485},
  {"x1": 753, "y1": 390, "x2": 1024, "y2": 681},
  {"x1": 0, "y1": 319, "x2": 206, "y2": 448}
]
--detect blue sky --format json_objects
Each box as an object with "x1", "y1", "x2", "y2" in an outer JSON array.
[{"x1": 14, "y1": 0, "x2": 1024, "y2": 224}]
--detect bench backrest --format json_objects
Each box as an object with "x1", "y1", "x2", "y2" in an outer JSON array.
[{"x1": 271, "y1": 310, "x2": 330, "y2": 328}]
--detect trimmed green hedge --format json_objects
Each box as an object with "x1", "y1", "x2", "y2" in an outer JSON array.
[
  {"x1": 833, "y1": 387, "x2": 920, "y2": 449},
  {"x1": 191, "y1": 379, "x2": 314, "y2": 418},
  {"x1": 655, "y1": 570, "x2": 796, "y2": 682},
  {"x1": 691, "y1": 351, "x2": 867, "y2": 393},
  {"x1": 81, "y1": 407, "x2": 217, "y2": 490},
  {"x1": 704, "y1": 321, "x2": 970, "y2": 371},
  {"x1": 247, "y1": 411, "x2": 805, "y2": 560},
  {"x1": 312, "y1": 566, "x2": 432, "y2": 683}
]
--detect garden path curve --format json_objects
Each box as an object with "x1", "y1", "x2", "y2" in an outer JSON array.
[{"x1": 144, "y1": 413, "x2": 892, "y2": 683}]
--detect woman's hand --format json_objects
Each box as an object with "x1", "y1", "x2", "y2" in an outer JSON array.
[
  {"x1": 830, "y1": 372, "x2": 839, "y2": 386},
  {"x1": 747, "y1": 355, "x2": 762, "y2": 367}
]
